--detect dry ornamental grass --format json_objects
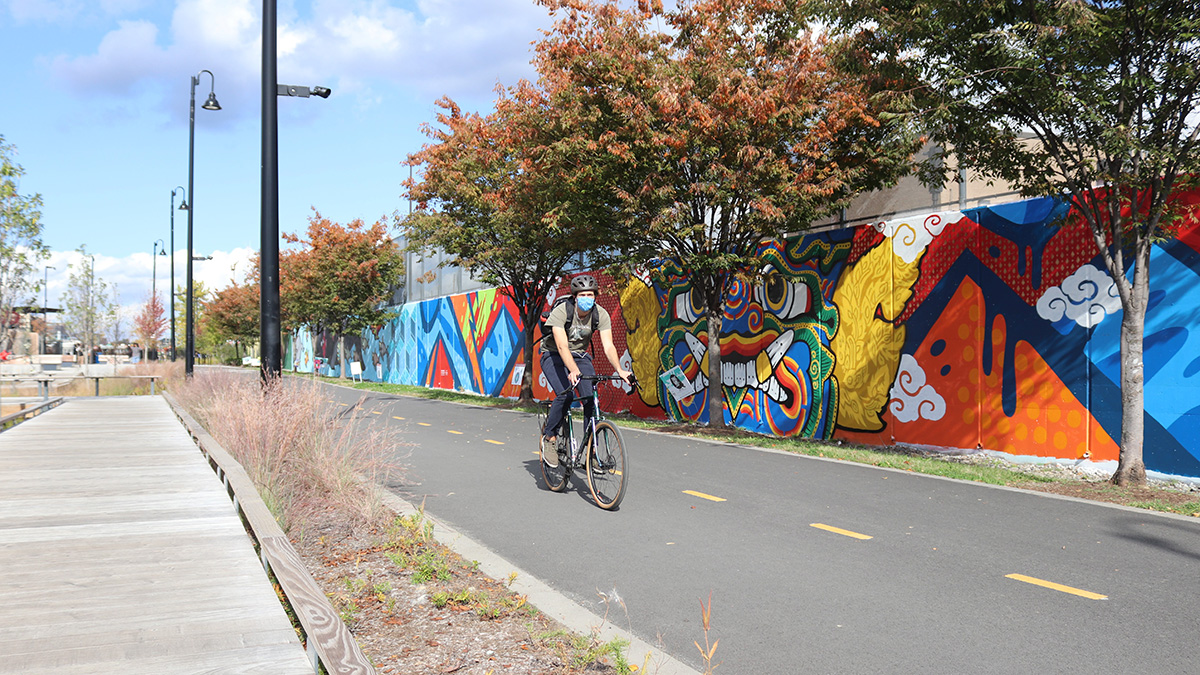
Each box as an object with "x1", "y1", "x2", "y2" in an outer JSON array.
[{"x1": 173, "y1": 371, "x2": 630, "y2": 674}]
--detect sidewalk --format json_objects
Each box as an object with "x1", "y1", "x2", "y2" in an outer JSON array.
[{"x1": 0, "y1": 397, "x2": 312, "y2": 674}]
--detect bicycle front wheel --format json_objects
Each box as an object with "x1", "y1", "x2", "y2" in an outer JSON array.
[{"x1": 587, "y1": 421, "x2": 627, "y2": 510}]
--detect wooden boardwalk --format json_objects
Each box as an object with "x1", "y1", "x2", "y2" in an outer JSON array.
[{"x1": 0, "y1": 397, "x2": 313, "y2": 674}]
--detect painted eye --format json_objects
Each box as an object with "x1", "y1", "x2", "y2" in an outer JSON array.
[
  {"x1": 674, "y1": 290, "x2": 703, "y2": 323},
  {"x1": 756, "y1": 273, "x2": 811, "y2": 320}
]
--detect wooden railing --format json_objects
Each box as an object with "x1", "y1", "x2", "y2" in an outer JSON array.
[
  {"x1": 0, "y1": 397, "x2": 65, "y2": 431},
  {"x1": 0, "y1": 374, "x2": 164, "y2": 398},
  {"x1": 163, "y1": 393, "x2": 375, "y2": 675}
]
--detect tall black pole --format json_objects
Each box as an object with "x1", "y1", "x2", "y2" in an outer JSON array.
[
  {"x1": 169, "y1": 187, "x2": 184, "y2": 362},
  {"x1": 261, "y1": 0, "x2": 282, "y2": 383},
  {"x1": 186, "y1": 75, "x2": 197, "y2": 377},
  {"x1": 185, "y1": 71, "x2": 219, "y2": 376}
]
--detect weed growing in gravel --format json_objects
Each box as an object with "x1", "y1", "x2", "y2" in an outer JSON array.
[{"x1": 411, "y1": 550, "x2": 453, "y2": 584}]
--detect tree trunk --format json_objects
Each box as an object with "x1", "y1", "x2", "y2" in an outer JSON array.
[
  {"x1": 706, "y1": 292, "x2": 727, "y2": 429},
  {"x1": 1111, "y1": 256, "x2": 1150, "y2": 487},
  {"x1": 520, "y1": 320, "x2": 536, "y2": 404},
  {"x1": 338, "y1": 334, "x2": 347, "y2": 379}
]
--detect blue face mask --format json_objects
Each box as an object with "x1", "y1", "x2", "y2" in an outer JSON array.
[{"x1": 576, "y1": 296, "x2": 595, "y2": 312}]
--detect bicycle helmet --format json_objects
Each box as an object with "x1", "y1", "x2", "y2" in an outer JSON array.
[{"x1": 569, "y1": 274, "x2": 599, "y2": 295}]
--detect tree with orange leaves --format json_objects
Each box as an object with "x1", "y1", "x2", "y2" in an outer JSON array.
[
  {"x1": 132, "y1": 291, "x2": 168, "y2": 352},
  {"x1": 406, "y1": 88, "x2": 633, "y2": 403},
  {"x1": 204, "y1": 282, "x2": 259, "y2": 362},
  {"x1": 532, "y1": 0, "x2": 919, "y2": 427},
  {"x1": 281, "y1": 211, "x2": 403, "y2": 377}
]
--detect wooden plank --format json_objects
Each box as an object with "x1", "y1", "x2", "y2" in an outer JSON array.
[
  {"x1": 165, "y1": 395, "x2": 376, "y2": 675},
  {"x1": 261, "y1": 536, "x2": 376, "y2": 675},
  {"x1": 0, "y1": 397, "x2": 313, "y2": 675}
]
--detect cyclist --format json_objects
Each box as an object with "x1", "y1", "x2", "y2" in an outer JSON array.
[{"x1": 540, "y1": 274, "x2": 632, "y2": 467}]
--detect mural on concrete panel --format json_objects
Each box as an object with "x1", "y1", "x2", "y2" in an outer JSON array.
[{"x1": 291, "y1": 192, "x2": 1200, "y2": 478}]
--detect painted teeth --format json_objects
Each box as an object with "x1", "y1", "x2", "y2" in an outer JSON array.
[{"x1": 684, "y1": 330, "x2": 793, "y2": 403}]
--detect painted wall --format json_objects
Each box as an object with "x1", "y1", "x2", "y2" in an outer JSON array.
[{"x1": 292, "y1": 193, "x2": 1200, "y2": 479}]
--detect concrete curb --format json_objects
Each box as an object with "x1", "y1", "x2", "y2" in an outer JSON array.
[{"x1": 378, "y1": 491, "x2": 700, "y2": 675}]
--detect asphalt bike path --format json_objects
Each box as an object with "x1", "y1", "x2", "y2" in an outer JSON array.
[{"x1": 321, "y1": 384, "x2": 1200, "y2": 673}]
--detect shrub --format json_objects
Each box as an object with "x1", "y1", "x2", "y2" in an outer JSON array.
[{"x1": 172, "y1": 370, "x2": 405, "y2": 531}]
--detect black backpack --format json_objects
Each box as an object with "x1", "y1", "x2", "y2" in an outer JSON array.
[{"x1": 538, "y1": 295, "x2": 599, "y2": 343}]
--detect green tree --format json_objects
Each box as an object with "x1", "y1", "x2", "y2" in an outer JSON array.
[
  {"x1": 0, "y1": 136, "x2": 48, "y2": 353},
  {"x1": 533, "y1": 0, "x2": 918, "y2": 427},
  {"x1": 818, "y1": 0, "x2": 1200, "y2": 485},
  {"x1": 60, "y1": 248, "x2": 117, "y2": 359},
  {"x1": 173, "y1": 280, "x2": 212, "y2": 361},
  {"x1": 281, "y1": 212, "x2": 404, "y2": 377}
]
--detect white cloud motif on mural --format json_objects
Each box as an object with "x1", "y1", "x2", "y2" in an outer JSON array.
[
  {"x1": 1036, "y1": 264, "x2": 1122, "y2": 328},
  {"x1": 889, "y1": 354, "x2": 946, "y2": 423},
  {"x1": 874, "y1": 211, "x2": 964, "y2": 264}
]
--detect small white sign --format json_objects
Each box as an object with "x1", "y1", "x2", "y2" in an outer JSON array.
[
  {"x1": 510, "y1": 363, "x2": 526, "y2": 387},
  {"x1": 659, "y1": 365, "x2": 698, "y2": 402}
]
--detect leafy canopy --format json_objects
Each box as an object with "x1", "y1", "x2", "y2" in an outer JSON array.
[
  {"x1": 0, "y1": 136, "x2": 47, "y2": 351},
  {"x1": 281, "y1": 212, "x2": 404, "y2": 336}
]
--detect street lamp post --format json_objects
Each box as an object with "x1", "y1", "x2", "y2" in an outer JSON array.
[
  {"x1": 152, "y1": 239, "x2": 165, "y2": 300},
  {"x1": 87, "y1": 254, "x2": 95, "y2": 367},
  {"x1": 43, "y1": 265, "x2": 54, "y2": 353},
  {"x1": 187, "y1": 71, "x2": 220, "y2": 377},
  {"x1": 170, "y1": 187, "x2": 187, "y2": 361},
  {"x1": 262, "y1": 0, "x2": 331, "y2": 383}
]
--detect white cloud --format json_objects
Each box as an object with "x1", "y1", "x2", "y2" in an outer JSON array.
[
  {"x1": 874, "y1": 210, "x2": 964, "y2": 264},
  {"x1": 42, "y1": 247, "x2": 256, "y2": 310},
  {"x1": 1036, "y1": 264, "x2": 1121, "y2": 328},
  {"x1": 48, "y1": 0, "x2": 548, "y2": 121},
  {"x1": 889, "y1": 354, "x2": 946, "y2": 423}
]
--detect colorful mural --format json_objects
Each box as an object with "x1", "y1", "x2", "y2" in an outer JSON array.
[{"x1": 290, "y1": 192, "x2": 1200, "y2": 479}]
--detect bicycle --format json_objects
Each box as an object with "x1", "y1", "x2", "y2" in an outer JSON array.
[{"x1": 536, "y1": 374, "x2": 632, "y2": 510}]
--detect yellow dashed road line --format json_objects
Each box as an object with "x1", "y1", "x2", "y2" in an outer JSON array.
[
  {"x1": 683, "y1": 490, "x2": 726, "y2": 502},
  {"x1": 392, "y1": 416, "x2": 405, "y2": 420},
  {"x1": 810, "y1": 523, "x2": 873, "y2": 540},
  {"x1": 448, "y1": 430, "x2": 463, "y2": 435},
  {"x1": 485, "y1": 440, "x2": 505, "y2": 445},
  {"x1": 417, "y1": 422, "x2": 431, "y2": 427},
  {"x1": 1005, "y1": 574, "x2": 1107, "y2": 599},
  {"x1": 371, "y1": 411, "x2": 381, "y2": 415}
]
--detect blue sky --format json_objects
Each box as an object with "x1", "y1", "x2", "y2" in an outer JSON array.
[{"x1": 1, "y1": 0, "x2": 553, "y2": 314}]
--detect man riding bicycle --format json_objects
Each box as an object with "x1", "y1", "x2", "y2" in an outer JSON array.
[{"x1": 540, "y1": 274, "x2": 632, "y2": 467}]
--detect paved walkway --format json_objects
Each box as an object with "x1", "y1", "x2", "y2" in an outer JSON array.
[{"x1": 0, "y1": 397, "x2": 312, "y2": 674}]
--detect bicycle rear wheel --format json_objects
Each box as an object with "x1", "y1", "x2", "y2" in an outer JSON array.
[
  {"x1": 587, "y1": 421, "x2": 627, "y2": 510},
  {"x1": 538, "y1": 404, "x2": 570, "y2": 492}
]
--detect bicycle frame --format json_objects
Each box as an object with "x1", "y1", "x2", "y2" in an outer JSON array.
[
  {"x1": 539, "y1": 373, "x2": 633, "y2": 510},
  {"x1": 550, "y1": 382, "x2": 604, "y2": 469}
]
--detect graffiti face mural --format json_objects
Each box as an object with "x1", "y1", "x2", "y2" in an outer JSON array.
[
  {"x1": 628, "y1": 238, "x2": 847, "y2": 438},
  {"x1": 288, "y1": 190, "x2": 1200, "y2": 479}
]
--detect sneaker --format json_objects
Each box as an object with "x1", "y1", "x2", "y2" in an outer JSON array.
[{"x1": 541, "y1": 437, "x2": 560, "y2": 467}]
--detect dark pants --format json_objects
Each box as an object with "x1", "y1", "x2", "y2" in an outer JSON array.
[{"x1": 540, "y1": 349, "x2": 596, "y2": 440}]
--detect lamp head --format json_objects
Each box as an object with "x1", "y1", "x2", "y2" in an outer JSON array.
[
  {"x1": 202, "y1": 92, "x2": 221, "y2": 111},
  {"x1": 178, "y1": 200, "x2": 190, "y2": 211},
  {"x1": 311, "y1": 86, "x2": 332, "y2": 99}
]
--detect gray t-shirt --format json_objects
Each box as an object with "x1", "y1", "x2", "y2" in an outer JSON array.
[{"x1": 540, "y1": 300, "x2": 612, "y2": 353}]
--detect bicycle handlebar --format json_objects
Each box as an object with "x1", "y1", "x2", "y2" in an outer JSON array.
[{"x1": 577, "y1": 373, "x2": 638, "y2": 387}]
